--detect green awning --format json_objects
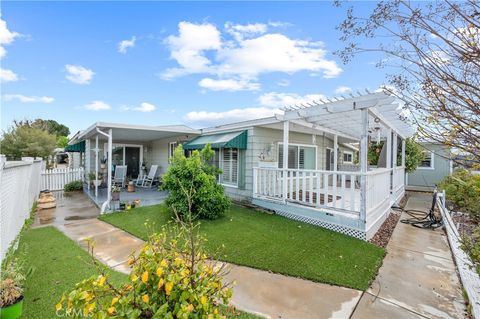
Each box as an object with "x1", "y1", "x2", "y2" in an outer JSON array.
[
  {"x1": 183, "y1": 130, "x2": 247, "y2": 150},
  {"x1": 64, "y1": 140, "x2": 85, "y2": 152}
]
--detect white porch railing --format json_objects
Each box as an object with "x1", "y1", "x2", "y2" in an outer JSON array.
[
  {"x1": 253, "y1": 167, "x2": 362, "y2": 215},
  {"x1": 392, "y1": 166, "x2": 405, "y2": 197},
  {"x1": 365, "y1": 168, "x2": 392, "y2": 219},
  {"x1": 41, "y1": 167, "x2": 84, "y2": 191}
]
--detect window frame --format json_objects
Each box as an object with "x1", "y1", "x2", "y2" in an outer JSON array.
[
  {"x1": 168, "y1": 141, "x2": 178, "y2": 163},
  {"x1": 343, "y1": 151, "x2": 353, "y2": 164},
  {"x1": 277, "y1": 142, "x2": 317, "y2": 170},
  {"x1": 220, "y1": 148, "x2": 239, "y2": 187},
  {"x1": 418, "y1": 150, "x2": 435, "y2": 170}
]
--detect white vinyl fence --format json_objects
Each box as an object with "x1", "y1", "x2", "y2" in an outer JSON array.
[
  {"x1": 437, "y1": 192, "x2": 480, "y2": 319},
  {"x1": 0, "y1": 156, "x2": 43, "y2": 262},
  {"x1": 41, "y1": 167, "x2": 84, "y2": 191}
]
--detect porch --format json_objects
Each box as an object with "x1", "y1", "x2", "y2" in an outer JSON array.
[
  {"x1": 253, "y1": 92, "x2": 412, "y2": 240},
  {"x1": 84, "y1": 186, "x2": 168, "y2": 209}
]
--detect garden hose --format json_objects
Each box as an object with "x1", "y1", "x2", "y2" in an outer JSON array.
[{"x1": 400, "y1": 189, "x2": 444, "y2": 230}]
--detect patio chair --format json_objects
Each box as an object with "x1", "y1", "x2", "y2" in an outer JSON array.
[
  {"x1": 136, "y1": 165, "x2": 158, "y2": 188},
  {"x1": 112, "y1": 165, "x2": 127, "y2": 188}
]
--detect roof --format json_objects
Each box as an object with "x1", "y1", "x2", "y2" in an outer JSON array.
[
  {"x1": 183, "y1": 130, "x2": 248, "y2": 150},
  {"x1": 78, "y1": 122, "x2": 200, "y2": 142}
]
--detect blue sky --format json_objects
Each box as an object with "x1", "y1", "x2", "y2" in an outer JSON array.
[{"x1": 1, "y1": 1, "x2": 387, "y2": 136}]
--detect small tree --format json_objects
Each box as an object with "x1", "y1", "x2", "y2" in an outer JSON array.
[
  {"x1": 0, "y1": 125, "x2": 57, "y2": 160},
  {"x1": 367, "y1": 138, "x2": 423, "y2": 172},
  {"x1": 161, "y1": 144, "x2": 230, "y2": 220}
]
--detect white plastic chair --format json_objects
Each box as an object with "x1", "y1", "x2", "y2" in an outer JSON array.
[
  {"x1": 137, "y1": 165, "x2": 158, "y2": 188},
  {"x1": 112, "y1": 165, "x2": 127, "y2": 188}
]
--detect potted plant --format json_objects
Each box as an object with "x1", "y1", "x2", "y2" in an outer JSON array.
[
  {"x1": 0, "y1": 258, "x2": 28, "y2": 319},
  {"x1": 119, "y1": 201, "x2": 126, "y2": 210},
  {"x1": 88, "y1": 172, "x2": 102, "y2": 187},
  {"x1": 111, "y1": 186, "x2": 121, "y2": 201},
  {"x1": 100, "y1": 157, "x2": 107, "y2": 170}
]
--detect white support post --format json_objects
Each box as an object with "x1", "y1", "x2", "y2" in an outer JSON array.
[
  {"x1": 392, "y1": 133, "x2": 398, "y2": 168},
  {"x1": 282, "y1": 121, "x2": 289, "y2": 203},
  {"x1": 386, "y1": 129, "x2": 392, "y2": 169},
  {"x1": 359, "y1": 109, "x2": 369, "y2": 225},
  {"x1": 401, "y1": 139, "x2": 406, "y2": 167},
  {"x1": 333, "y1": 135, "x2": 338, "y2": 172},
  {"x1": 107, "y1": 129, "x2": 112, "y2": 204},
  {"x1": 85, "y1": 139, "x2": 91, "y2": 191},
  {"x1": 95, "y1": 135, "x2": 99, "y2": 197}
]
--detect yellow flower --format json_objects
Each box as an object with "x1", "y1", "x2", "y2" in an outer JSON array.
[
  {"x1": 108, "y1": 306, "x2": 116, "y2": 315},
  {"x1": 98, "y1": 275, "x2": 106, "y2": 286},
  {"x1": 214, "y1": 308, "x2": 219, "y2": 315},
  {"x1": 200, "y1": 295, "x2": 207, "y2": 305},
  {"x1": 156, "y1": 267, "x2": 163, "y2": 277},
  {"x1": 160, "y1": 259, "x2": 168, "y2": 268},
  {"x1": 186, "y1": 304, "x2": 194, "y2": 312},
  {"x1": 165, "y1": 281, "x2": 174, "y2": 295},
  {"x1": 85, "y1": 293, "x2": 94, "y2": 302},
  {"x1": 158, "y1": 278, "x2": 165, "y2": 290},
  {"x1": 130, "y1": 274, "x2": 139, "y2": 282},
  {"x1": 127, "y1": 258, "x2": 135, "y2": 265},
  {"x1": 141, "y1": 271, "x2": 149, "y2": 283},
  {"x1": 142, "y1": 294, "x2": 149, "y2": 303},
  {"x1": 55, "y1": 303, "x2": 62, "y2": 311},
  {"x1": 124, "y1": 284, "x2": 133, "y2": 291},
  {"x1": 111, "y1": 297, "x2": 119, "y2": 306},
  {"x1": 174, "y1": 257, "x2": 184, "y2": 266}
]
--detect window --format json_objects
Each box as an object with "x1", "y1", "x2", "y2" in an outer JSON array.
[
  {"x1": 221, "y1": 148, "x2": 238, "y2": 186},
  {"x1": 343, "y1": 151, "x2": 353, "y2": 164},
  {"x1": 168, "y1": 142, "x2": 177, "y2": 163},
  {"x1": 418, "y1": 150, "x2": 434, "y2": 169},
  {"x1": 278, "y1": 144, "x2": 316, "y2": 169}
]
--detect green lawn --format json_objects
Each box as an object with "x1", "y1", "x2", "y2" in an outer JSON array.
[
  {"x1": 15, "y1": 226, "x2": 260, "y2": 319},
  {"x1": 100, "y1": 204, "x2": 385, "y2": 290}
]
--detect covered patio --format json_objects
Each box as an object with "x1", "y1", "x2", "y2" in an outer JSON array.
[
  {"x1": 72, "y1": 122, "x2": 199, "y2": 212},
  {"x1": 253, "y1": 92, "x2": 414, "y2": 240}
]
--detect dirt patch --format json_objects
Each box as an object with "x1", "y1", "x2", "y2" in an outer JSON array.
[{"x1": 369, "y1": 212, "x2": 401, "y2": 248}]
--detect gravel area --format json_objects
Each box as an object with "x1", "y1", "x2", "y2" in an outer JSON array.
[{"x1": 369, "y1": 211, "x2": 401, "y2": 248}]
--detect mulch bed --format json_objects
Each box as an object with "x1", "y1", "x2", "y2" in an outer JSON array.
[{"x1": 369, "y1": 212, "x2": 401, "y2": 248}]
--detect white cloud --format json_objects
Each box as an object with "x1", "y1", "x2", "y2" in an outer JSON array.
[
  {"x1": 118, "y1": 36, "x2": 136, "y2": 54},
  {"x1": 161, "y1": 21, "x2": 342, "y2": 88},
  {"x1": 225, "y1": 22, "x2": 268, "y2": 41},
  {"x1": 65, "y1": 64, "x2": 94, "y2": 85},
  {"x1": 162, "y1": 21, "x2": 221, "y2": 79},
  {"x1": 184, "y1": 107, "x2": 281, "y2": 125},
  {"x1": 3, "y1": 94, "x2": 54, "y2": 103},
  {"x1": 334, "y1": 86, "x2": 352, "y2": 94},
  {"x1": 276, "y1": 79, "x2": 290, "y2": 87},
  {"x1": 121, "y1": 102, "x2": 157, "y2": 112},
  {"x1": 0, "y1": 17, "x2": 20, "y2": 59},
  {"x1": 198, "y1": 78, "x2": 260, "y2": 91},
  {"x1": 258, "y1": 92, "x2": 326, "y2": 108},
  {"x1": 0, "y1": 68, "x2": 19, "y2": 82},
  {"x1": 84, "y1": 100, "x2": 110, "y2": 111}
]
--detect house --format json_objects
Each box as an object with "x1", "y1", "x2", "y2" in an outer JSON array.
[
  {"x1": 406, "y1": 142, "x2": 453, "y2": 191},
  {"x1": 68, "y1": 92, "x2": 413, "y2": 240}
]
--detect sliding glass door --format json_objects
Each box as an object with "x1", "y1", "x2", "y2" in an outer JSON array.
[{"x1": 105, "y1": 144, "x2": 143, "y2": 178}]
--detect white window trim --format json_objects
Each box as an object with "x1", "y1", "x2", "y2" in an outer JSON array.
[
  {"x1": 278, "y1": 142, "x2": 318, "y2": 170},
  {"x1": 417, "y1": 150, "x2": 435, "y2": 170},
  {"x1": 168, "y1": 141, "x2": 177, "y2": 164},
  {"x1": 343, "y1": 151, "x2": 353, "y2": 164},
  {"x1": 220, "y1": 148, "x2": 239, "y2": 188}
]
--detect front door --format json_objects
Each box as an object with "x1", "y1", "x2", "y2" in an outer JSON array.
[{"x1": 326, "y1": 148, "x2": 335, "y2": 171}]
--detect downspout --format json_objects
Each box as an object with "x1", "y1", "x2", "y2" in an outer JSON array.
[{"x1": 96, "y1": 128, "x2": 112, "y2": 213}]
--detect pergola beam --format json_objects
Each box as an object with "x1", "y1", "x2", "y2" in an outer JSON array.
[{"x1": 368, "y1": 106, "x2": 407, "y2": 139}]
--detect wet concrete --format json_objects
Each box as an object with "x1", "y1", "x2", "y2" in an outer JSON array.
[{"x1": 352, "y1": 192, "x2": 467, "y2": 319}]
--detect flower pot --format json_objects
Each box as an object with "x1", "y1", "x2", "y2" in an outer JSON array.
[
  {"x1": 100, "y1": 164, "x2": 106, "y2": 169},
  {"x1": 0, "y1": 296, "x2": 24, "y2": 319},
  {"x1": 112, "y1": 192, "x2": 120, "y2": 201},
  {"x1": 119, "y1": 203, "x2": 126, "y2": 210},
  {"x1": 93, "y1": 180, "x2": 102, "y2": 187}
]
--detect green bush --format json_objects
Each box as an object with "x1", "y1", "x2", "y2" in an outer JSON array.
[
  {"x1": 64, "y1": 180, "x2": 83, "y2": 192},
  {"x1": 438, "y1": 169, "x2": 480, "y2": 221},
  {"x1": 161, "y1": 144, "x2": 230, "y2": 220}
]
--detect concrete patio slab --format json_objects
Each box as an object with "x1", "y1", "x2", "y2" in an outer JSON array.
[
  {"x1": 352, "y1": 292, "x2": 425, "y2": 319},
  {"x1": 224, "y1": 263, "x2": 362, "y2": 319}
]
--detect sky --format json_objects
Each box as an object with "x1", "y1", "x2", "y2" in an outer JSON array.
[{"x1": 0, "y1": 1, "x2": 389, "y2": 136}]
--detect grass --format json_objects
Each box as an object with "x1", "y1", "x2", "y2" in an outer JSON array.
[
  {"x1": 100, "y1": 204, "x2": 385, "y2": 290},
  {"x1": 15, "y1": 226, "x2": 260, "y2": 319}
]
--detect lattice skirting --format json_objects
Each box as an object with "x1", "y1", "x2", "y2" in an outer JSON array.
[{"x1": 252, "y1": 199, "x2": 366, "y2": 240}]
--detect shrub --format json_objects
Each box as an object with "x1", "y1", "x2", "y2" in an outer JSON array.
[
  {"x1": 1, "y1": 254, "x2": 29, "y2": 308},
  {"x1": 161, "y1": 144, "x2": 230, "y2": 220},
  {"x1": 438, "y1": 169, "x2": 480, "y2": 221},
  {"x1": 64, "y1": 180, "x2": 83, "y2": 192},
  {"x1": 58, "y1": 227, "x2": 233, "y2": 318},
  {"x1": 461, "y1": 225, "x2": 480, "y2": 274}
]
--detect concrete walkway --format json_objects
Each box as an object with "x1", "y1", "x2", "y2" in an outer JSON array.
[{"x1": 352, "y1": 193, "x2": 467, "y2": 319}]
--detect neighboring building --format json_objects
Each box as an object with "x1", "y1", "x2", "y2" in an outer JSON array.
[
  {"x1": 68, "y1": 92, "x2": 413, "y2": 240},
  {"x1": 406, "y1": 142, "x2": 452, "y2": 191}
]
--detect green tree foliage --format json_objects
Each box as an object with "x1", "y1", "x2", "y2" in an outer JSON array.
[
  {"x1": 0, "y1": 125, "x2": 57, "y2": 160},
  {"x1": 367, "y1": 138, "x2": 423, "y2": 173},
  {"x1": 15, "y1": 119, "x2": 70, "y2": 137},
  {"x1": 56, "y1": 136, "x2": 69, "y2": 148},
  {"x1": 161, "y1": 144, "x2": 230, "y2": 220},
  {"x1": 438, "y1": 169, "x2": 480, "y2": 221}
]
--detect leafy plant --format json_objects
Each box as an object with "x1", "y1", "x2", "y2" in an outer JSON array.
[
  {"x1": 367, "y1": 138, "x2": 423, "y2": 173},
  {"x1": 58, "y1": 188, "x2": 233, "y2": 318},
  {"x1": 461, "y1": 225, "x2": 480, "y2": 275},
  {"x1": 438, "y1": 169, "x2": 480, "y2": 221},
  {"x1": 112, "y1": 186, "x2": 122, "y2": 193},
  {"x1": 88, "y1": 172, "x2": 96, "y2": 182},
  {"x1": 161, "y1": 144, "x2": 230, "y2": 220},
  {"x1": 64, "y1": 180, "x2": 83, "y2": 192},
  {"x1": 1, "y1": 256, "x2": 29, "y2": 308},
  {"x1": 0, "y1": 125, "x2": 57, "y2": 160}
]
